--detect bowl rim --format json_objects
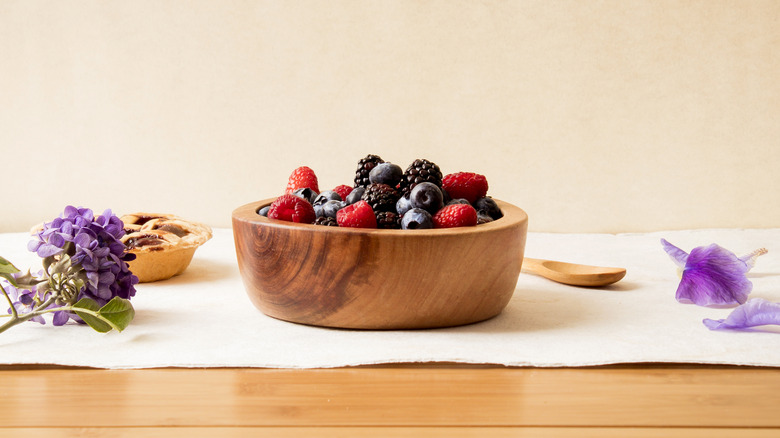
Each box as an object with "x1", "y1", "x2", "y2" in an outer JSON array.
[{"x1": 232, "y1": 197, "x2": 527, "y2": 237}]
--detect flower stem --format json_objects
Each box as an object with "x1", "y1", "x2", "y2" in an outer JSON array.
[
  {"x1": 0, "y1": 283, "x2": 18, "y2": 319},
  {"x1": 0, "y1": 295, "x2": 57, "y2": 334}
]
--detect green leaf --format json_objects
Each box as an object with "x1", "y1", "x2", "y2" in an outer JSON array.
[
  {"x1": 0, "y1": 256, "x2": 21, "y2": 285},
  {"x1": 71, "y1": 297, "x2": 135, "y2": 333},
  {"x1": 72, "y1": 298, "x2": 113, "y2": 333},
  {"x1": 97, "y1": 297, "x2": 135, "y2": 332}
]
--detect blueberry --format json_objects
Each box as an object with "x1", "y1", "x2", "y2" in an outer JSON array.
[
  {"x1": 473, "y1": 196, "x2": 503, "y2": 220},
  {"x1": 477, "y1": 213, "x2": 494, "y2": 224},
  {"x1": 322, "y1": 200, "x2": 346, "y2": 218},
  {"x1": 401, "y1": 208, "x2": 433, "y2": 230},
  {"x1": 410, "y1": 182, "x2": 443, "y2": 214},
  {"x1": 257, "y1": 206, "x2": 270, "y2": 217},
  {"x1": 442, "y1": 188, "x2": 452, "y2": 205},
  {"x1": 369, "y1": 162, "x2": 403, "y2": 186},
  {"x1": 396, "y1": 193, "x2": 412, "y2": 216},
  {"x1": 346, "y1": 186, "x2": 366, "y2": 205},
  {"x1": 447, "y1": 198, "x2": 470, "y2": 206},
  {"x1": 293, "y1": 187, "x2": 318, "y2": 204},
  {"x1": 314, "y1": 204, "x2": 324, "y2": 218},
  {"x1": 313, "y1": 190, "x2": 342, "y2": 206}
]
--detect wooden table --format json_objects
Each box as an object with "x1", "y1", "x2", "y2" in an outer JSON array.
[{"x1": 2, "y1": 363, "x2": 778, "y2": 437}]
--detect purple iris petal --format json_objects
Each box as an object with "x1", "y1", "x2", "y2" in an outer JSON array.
[
  {"x1": 661, "y1": 239, "x2": 688, "y2": 269},
  {"x1": 676, "y1": 243, "x2": 752, "y2": 307},
  {"x1": 662, "y1": 239, "x2": 766, "y2": 308},
  {"x1": 703, "y1": 298, "x2": 780, "y2": 332}
]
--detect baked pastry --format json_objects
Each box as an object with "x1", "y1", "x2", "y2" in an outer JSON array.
[{"x1": 120, "y1": 213, "x2": 212, "y2": 283}]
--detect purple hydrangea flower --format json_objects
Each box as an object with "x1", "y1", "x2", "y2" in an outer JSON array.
[
  {"x1": 661, "y1": 239, "x2": 767, "y2": 308},
  {"x1": 703, "y1": 298, "x2": 780, "y2": 332},
  {"x1": 4, "y1": 280, "x2": 45, "y2": 325},
  {"x1": 27, "y1": 206, "x2": 139, "y2": 324}
]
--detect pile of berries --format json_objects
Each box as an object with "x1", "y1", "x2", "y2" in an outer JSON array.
[{"x1": 259, "y1": 155, "x2": 504, "y2": 229}]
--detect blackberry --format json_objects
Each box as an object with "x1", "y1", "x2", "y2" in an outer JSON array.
[
  {"x1": 398, "y1": 158, "x2": 443, "y2": 195},
  {"x1": 314, "y1": 216, "x2": 338, "y2": 226},
  {"x1": 354, "y1": 154, "x2": 384, "y2": 187},
  {"x1": 376, "y1": 211, "x2": 401, "y2": 229},
  {"x1": 361, "y1": 183, "x2": 399, "y2": 213}
]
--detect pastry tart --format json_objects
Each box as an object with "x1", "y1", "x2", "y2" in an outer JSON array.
[{"x1": 120, "y1": 213, "x2": 212, "y2": 283}]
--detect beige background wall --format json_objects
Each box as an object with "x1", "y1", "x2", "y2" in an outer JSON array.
[{"x1": 1, "y1": 0, "x2": 778, "y2": 233}]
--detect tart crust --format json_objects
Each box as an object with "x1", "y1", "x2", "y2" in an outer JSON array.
[{"x1": 120, "y1": 213, "x2": 212, "y2": 283}]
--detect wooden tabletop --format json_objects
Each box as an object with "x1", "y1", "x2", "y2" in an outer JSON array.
[{"x1": 2, "y1": 363, "x2": 778, "y2": 437}]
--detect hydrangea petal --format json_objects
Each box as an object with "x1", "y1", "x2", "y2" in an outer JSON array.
[
  {"x1": 74, "y1": 232, "x2": 93, "y2": 248},
  {"x1": 36, "y1": 243, "x2": 63, "y2": 258},
  {"x1": 676, "y1": 243, "x2": 752, "y2": 307},
  {"x1": 63, "y1": 205, "x2": 79, "y2": 218},
  {"x1": 52, "y1": 310, "x2": 70, "y2": 326},
  {"x1": 86, "y1": 271, "x2": 100, "y2": 288},
  {"x1": 27, "y1": 240, "x2": 42, "y2": 253},
  {"x1": 661, "y1": 238, "x2": 688, "y2": 269},
  {"x1": 19, "y1": 293, "x2": 34, "y2": 306},
  {"x1": 703, "y1": 298, "x2": 780, "y2": 332},
  {"x1": 60, "y1": 221, "x2": 73, "y2": 235}
]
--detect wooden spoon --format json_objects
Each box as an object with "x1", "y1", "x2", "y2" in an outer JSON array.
[{"x1": 522, "y1": 257, "x2": 626, "y2": 287}]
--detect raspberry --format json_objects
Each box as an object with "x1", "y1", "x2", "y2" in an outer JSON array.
[
  {"x1": 441, "y1": 172, "x2": 488, "y2": 204},
  {"x1": 267, "y1": 194, "x2": 316, "y2": 224},
  {"x1": 432, "y1": 204, "x2": 478, "y2": 228},
  {"x1": 285, "y1": 166, "x2": 319, "y2": 194},
  {"x1": 332, "y1": 184, "x2": 353, "y2": 201},
  {"x1": 337, "y1": 200, "x2": 377, "y2": 228}
]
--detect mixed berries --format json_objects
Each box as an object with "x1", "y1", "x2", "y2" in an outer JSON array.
[{"x1": 260, "y1": 155, "x2": 504, "y2": 229}]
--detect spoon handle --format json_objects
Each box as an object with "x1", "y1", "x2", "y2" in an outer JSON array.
[
  {"x1": 521, "y1": 257, "x2": 626, "y2": 287},
  {"x1": 521, "y1": 257, "x2": 547, "y2": 274}
]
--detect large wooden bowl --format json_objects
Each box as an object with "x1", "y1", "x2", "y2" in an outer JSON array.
[{"x1": 232, "y1": 198, "x2": 528, "y2": 329}]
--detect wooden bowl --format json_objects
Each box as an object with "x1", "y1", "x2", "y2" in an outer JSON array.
[{"x1": 232, "y1": 198, "x2": 528, "y2": 329}]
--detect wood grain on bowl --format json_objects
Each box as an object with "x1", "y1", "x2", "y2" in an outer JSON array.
[{"x1": 232, "y1": 198, "x2": 528, "y2": 329}]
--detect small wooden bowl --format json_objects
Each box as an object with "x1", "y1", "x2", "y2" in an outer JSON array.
[{"x1": 232, "y1": 198, "x2": 528, "y2": 329}]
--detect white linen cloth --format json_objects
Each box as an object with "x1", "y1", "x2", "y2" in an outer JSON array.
[{"x1": 1, "y1": 228, "x2": 778, "y2": 369}]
